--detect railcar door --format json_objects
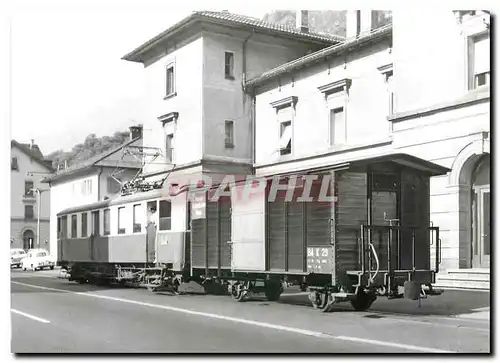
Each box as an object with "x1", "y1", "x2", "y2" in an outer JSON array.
[
  {"x1": 230, "y1": 183, "x2": 265, "y2": 271},
  {"x1": 206, "y1": 194, "x2": 231, "y2": 272},
  {"x1": 335, "y1": 171, "x2": 368, "y2": 273},
  {"x1": 370, "y1": 172, "x2": 399, "y2": 272},
  {"x1": 400, "y1": 169, "x2": 430, "y2": 270},
  {"x1": 267, "y1": 178, "x2": 306, "y2": 272}
]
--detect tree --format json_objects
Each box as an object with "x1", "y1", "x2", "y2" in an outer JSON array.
[
  {"x1": 261, "y1": 10, "x2": 392, "y2": 38},
  {"x1": 46, "y1": 129, "x2": 132, "y2": 170}
]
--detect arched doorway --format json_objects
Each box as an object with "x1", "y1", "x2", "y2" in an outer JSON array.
[
  {"x1": 22, "y1": 230, "x2": 35, "y2": 251},
  {"x1": 471, "y1": 154, "x2": 490, "y2": 268}
]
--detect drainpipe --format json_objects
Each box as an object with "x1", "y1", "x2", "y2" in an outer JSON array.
[
  {"x1": 242, "y1": 29, "x2": 256, "y2": 166},
  {"x1": 242, "y1": 29, "x2": 255, "y2": 88}
]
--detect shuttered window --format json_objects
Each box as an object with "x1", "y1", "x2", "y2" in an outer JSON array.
[
  {"x1": 329, "y1": 107, "x2": 346, "y2": 146},
  {"x1": 472, "y1": 33, "x2": 490, "y2": 89},
  {"x1": 166, "y1": 64, "x2": 175, "y2": 96},
  {"x1": 224, "y1": 52, "x2": 234, "y2": 79},
  {"x1": 25, "y1": 205, "x2": 34, "y2": 219}
]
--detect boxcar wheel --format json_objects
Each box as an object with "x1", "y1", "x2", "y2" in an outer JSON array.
[
  {"x1": 147, "y1": 286, "x2": 158, "y2": 293},
  {"x1": 350, "y1": 290, "x2": 376, "y2": 311},
  {"x1": 265, "y1": 283, "x2": 282, "y2": 301},
  {"x1": 231, "y1": 283, "x2": 245, "y2": 302}
]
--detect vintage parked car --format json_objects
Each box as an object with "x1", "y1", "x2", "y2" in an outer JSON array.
[
  {"x1": 21, "y1": 249, "x2": 56, "y2": 271},
  {"x1": 10, "y1": 248, "x2": 27, "y2": 268}
]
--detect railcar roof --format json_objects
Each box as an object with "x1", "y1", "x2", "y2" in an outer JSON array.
[{"x1": 56, "y1": 189, "x2": 168, "y2": 216}]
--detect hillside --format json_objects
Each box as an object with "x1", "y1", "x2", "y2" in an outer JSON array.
[
  {"x1": 262, "y1": 10, "x2": 392, "y2": 38},
  {"x1": 46, "y1": 131, "x2": 131, "y2": 170}
]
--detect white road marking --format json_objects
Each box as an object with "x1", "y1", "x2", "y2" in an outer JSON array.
[
  {"x1": 11, "y1": 309, "x2": 50, "y2": 324},
  {"x1": 335, "y1": 336, "x2": 453, "y2": 353},
  {"x1": 454, "y1": 311, "x2": 490, "y2": 321},
  {"x1": 11, "y1": 281, "x2": 455, "y2": 353}
]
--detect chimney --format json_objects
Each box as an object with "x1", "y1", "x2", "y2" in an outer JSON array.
[
  {"x1": 30, "y1": 139, "x2": 34, "y2": 150},
  {"x1": 296, "y1": 10, "x2": 309, "y2": 33},
  {"x1": 346, "y1": 10, "x2": 373, "y2": 39},
  {"x1": 129, "y1": 125, "x2": 143, "y2": 140}
]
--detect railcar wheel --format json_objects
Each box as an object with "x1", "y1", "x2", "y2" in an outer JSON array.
[
  {"x1": 231, "y1": 283, "x2": 245, "y2": 302},
  {"x1": 350, "y1": 290, "x2": 376, "y2": 311},
  {"x1": 265, "y1": 281, "x2": 282, "y2": 301},
  {"x1": 321, "y1": 293, "x2": 337, "y2": 313},
  {"x1": 309, "y1": 291, "x2": 327, "y2": 310},
  {"x1": 147, "y1": 286, "x2": 158, "y2": 293},
  {"x1": 265, "y1": 288, "x2": 281, "y2": 301}
]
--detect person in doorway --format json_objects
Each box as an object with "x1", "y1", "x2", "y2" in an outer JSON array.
[{"x1": 146, "y1": 205, "x2": 158, "y2": 263}]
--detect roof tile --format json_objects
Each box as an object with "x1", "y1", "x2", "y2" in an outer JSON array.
[
  {"x1": 193, "y1": 11, "x2": 344, "y2": 43},
  {"x1": 122, "y1": 10, "x2": 344, "y2": 62}
]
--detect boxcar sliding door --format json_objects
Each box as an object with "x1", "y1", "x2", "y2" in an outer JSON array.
[
  {"x1": 230, "y1": 183, "x2": 266, "y2": 271},
  {"x1": 266, "y1": 181, "x2": 306, "y2": 273}
]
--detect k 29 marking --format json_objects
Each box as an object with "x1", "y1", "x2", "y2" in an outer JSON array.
[{"x1": 307, "y1": 247, "x2": 329, "y2": 258}]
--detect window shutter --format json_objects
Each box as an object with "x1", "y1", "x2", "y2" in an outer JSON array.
[{"x1": 474, "y1": 35, "x2": 490, "y2": 75}]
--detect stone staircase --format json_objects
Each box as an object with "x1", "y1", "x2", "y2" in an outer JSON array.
[{"x1": 435, "y1": 269, "x2": 490, "y2": 290}]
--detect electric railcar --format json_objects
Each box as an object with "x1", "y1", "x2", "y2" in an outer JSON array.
[{"x1": 57, "y1": 153, "x2": 449, "y2": 312}]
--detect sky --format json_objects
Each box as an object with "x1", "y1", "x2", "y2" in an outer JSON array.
[
  {"x1": 9, "y1": 4, "x2": 269, "y2": 155},
  {"x1": 8, "y1": 0, "x2": 497, "y2": 156}
]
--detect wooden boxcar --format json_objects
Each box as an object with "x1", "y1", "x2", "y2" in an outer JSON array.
[{"x1": 189, "y1": 153, "x2": 449, "y2": 311}]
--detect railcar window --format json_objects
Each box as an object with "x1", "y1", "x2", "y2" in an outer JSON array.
[
  {"x1": 91, "y1": 211, "x2": 100, "y2": 236},
  {"x1": 159, "y1": 200, "x2": 171, "y2": 231},
  {"x1": 81, "y1": 213, "x2": 88, "y2": 238},
  {"x1": 71, "y1": 215, "x2": 77, "y2": 238},
  {"x1": 103, "y1": 209, "x2": 110, "y2": 235},
  {"x1": 61, "y1": 216, "x2": 68, "y2": 238},
  {"x1": 57, "y1": 217, "x2": 61, "y2": 238},
  {"x1": 118, "y1": 207, "x2": 126, "y2": 234},
  {"x1": 133, "y1": 204, "x2": 142, "y2": 233}
]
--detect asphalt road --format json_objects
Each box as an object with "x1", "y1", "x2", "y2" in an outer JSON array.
[{"x1": 10, "y1": 269, "x2": 490, "y2": 354}]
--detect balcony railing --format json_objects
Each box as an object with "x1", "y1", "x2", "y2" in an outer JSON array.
[{"x1": 22, "y1": 193, "x2": 36, "y2": 202}]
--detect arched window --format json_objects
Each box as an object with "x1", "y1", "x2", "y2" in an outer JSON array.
[
  {"x1": 471, "y1": 154, "x2": 490, "y2": 269},
  {"x1": 472, "y1": 154, "x2": 490, "y2": 187}
]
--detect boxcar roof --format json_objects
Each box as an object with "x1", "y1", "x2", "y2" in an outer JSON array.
[
  {"x1": 57, "y1": 189, "x2": 167, "y2": 217},
  {"x1": 359, "y1": 153, "x2": 451, "y2": 176},
  {"x1": 274, "y1": 152, "x2": 451, "y2": 178}
]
